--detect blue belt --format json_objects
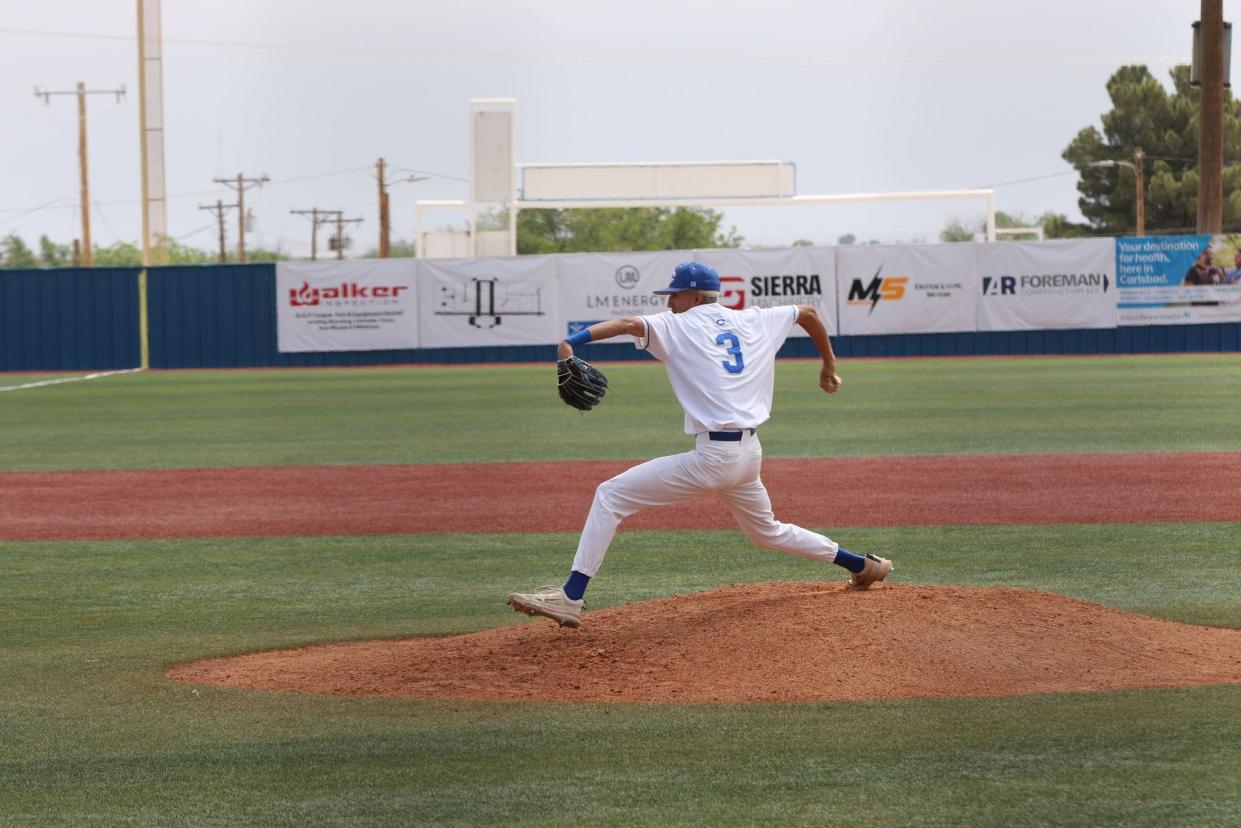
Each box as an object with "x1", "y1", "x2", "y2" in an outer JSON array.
[{"x1": 707, "y1": 429, "x2": 756, "y2": 441}]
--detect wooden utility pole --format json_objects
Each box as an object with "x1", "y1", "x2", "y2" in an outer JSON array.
[
  {"x1": 377, "y1": 157, "x2": 391, "y2": 258},
  {"x1": 213, "y1": 173, "x2": 269, "y2": 262},
  {"x1": 1134, "y1": 147, "x2": 1146, "y2": 237},
  {"x1": 1197, "y1": 0, "x2": 1225, "y2": 234},
  {"x1": 198, "y1": 199, "x2": 234, "y2": 262},
  {"x1": 331, "y1": 213, "x2": 365, "y2": 260},
  {"x1": 291, "y1": 208, "x2": 340, "y2": 260},
  {"x1": 375, "y1": 161, "x2": 427, "y2": 257},
  {"x1": 33, "y1": 82, "x2": 126, "y2": 267}
]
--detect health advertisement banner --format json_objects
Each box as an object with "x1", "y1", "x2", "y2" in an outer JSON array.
[
  {"x1": 691, "y1": 246, "x2": 838, "y2": 336},
  {"x1": 836, "y1": 243, "x2": 977, "y2": 335},
  {"x1": 419, "y1": 255, "x2": 559, "y2": 347},
  {"x1": 556, "y1": 250, "x2": 691, "y2": 342},
  {"x1": 976, "y1": 238, "x2": 1116, "y2": 331},
  {"x1": 276, "y1": 259, "x2": 419, "y2": 352},
  {"x1": 1116, "y1": 235, "x2": 1241, "y2": 325}
]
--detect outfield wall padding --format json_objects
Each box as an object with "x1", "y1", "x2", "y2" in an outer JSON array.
[
  {"x1": 0, "y1": 267, "x2": 141, "y2": 372},
  {"x1": 1, "y1": 263, "x2": 1238, "y2": 371}
]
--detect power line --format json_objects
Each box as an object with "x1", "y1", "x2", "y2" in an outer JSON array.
[
  {"x1": 175, "y1": 223, "x2": 216, "y2": 241},
  {"x1": 0, "y1": 27, "x2": 1185, "y2": 69},
  {"x1": 393, "y1": 166, "x2": 469, "y2": 184},
  {"x1": 0, "y1": 164, "x2": 450, "y2": 218},
  {"x1": 0, "y1": 197, "x2": 66, "y2": 227},
  {"x1": 91, "y1": 199, "x2": 122, "y2": 244},
  {"x1": 269, "y1": 165, "x2": 371, "y2": 184},
  {"x1": 981, "y1": 169, "x2": 1080, "y2": 189}
]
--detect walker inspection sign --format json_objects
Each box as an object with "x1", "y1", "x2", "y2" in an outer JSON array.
[
  {"x1": 277, "y1": 260, "x2": 419, "y2": 351},
  {"x1": 1115, "y1": 235, "x2": 1241, "y2": 325}
]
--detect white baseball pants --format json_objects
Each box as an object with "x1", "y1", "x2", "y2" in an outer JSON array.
[{"x1": 571, "y1": 431, "x2": 839, "y2": 577}]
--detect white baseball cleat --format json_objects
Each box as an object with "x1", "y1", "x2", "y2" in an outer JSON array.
[
  {"x1": 507, "y1": 586, "x2": 584, "y2": 628},
  {"x1": 847, "y1": 553, "x2": 894, "y2": 589}
]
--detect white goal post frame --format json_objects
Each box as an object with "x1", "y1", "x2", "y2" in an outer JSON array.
[
  {"x1": 417, "y1": 98, "x2": 998, "y2": 257},
  {"x1": 414, "y1": 188, "x2": 998, "y2": 258}
]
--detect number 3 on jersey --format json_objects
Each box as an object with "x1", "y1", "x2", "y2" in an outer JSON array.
[{"x1": 715, "y1": 331, "x2": 745, "y2": 374}]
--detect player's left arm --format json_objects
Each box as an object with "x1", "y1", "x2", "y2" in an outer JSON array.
[
  {"x1": 557, "y1": 317, "x2": 645, "y2": 360},
  {"x1": 794, "y1": 305, "x2": 842, "y2": 394}
]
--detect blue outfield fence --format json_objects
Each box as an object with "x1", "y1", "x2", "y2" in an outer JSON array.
[
  {"x1": 0, "y1": 262, "x2": 1238, "y2": 372},
  {"x1": 0, "y1": 267, "x2": 141, "y2": 372},
  {"x1": 148, "y1": 263, "x2": 435, "y2": 369}
]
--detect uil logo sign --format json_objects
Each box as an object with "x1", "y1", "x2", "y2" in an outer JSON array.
[
  {"x1": 615, "y1": 265, "x2": 640, "y2": 289},
  {"x1": 847, "y1": 268, "x2": 909, "y2": 313}
]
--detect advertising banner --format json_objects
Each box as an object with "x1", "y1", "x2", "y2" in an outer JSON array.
[
  {"x1": 692, "y1": 246, "x2": 838, "y2": 336},
  {"x1": 836, "y1": 243, "x2": 977, "y2": 335},
  {"x1": 276, "y1": 259, "x2": 419, "y2": 352},
  {"x1": 419, "y1": 255, "x2": 559, "y2": 347},
  {"x1": 1116, "y1": 235, "x2": 1241, "y2": 325},
  {"x1": 557, "y1": 250, "x2": 689, "y2": 342},
  {"x1": 976, "y1": 238, "x2": 1116, "y2": 331}
]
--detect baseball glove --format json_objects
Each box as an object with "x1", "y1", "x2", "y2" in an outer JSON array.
[{"x1": 557, "y1": 356, "x2": 608, "y2": 411}]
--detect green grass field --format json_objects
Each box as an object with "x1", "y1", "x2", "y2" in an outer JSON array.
[
  {"x1": 2, "y1": 354, "x2": 1240, "y2": 826},
  {"x1": 3, "y1": 354, "x2": 1241, "y2": 471}
]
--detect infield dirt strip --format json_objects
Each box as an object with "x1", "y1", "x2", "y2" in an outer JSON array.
[
  {"x1": 4, "y1": 450, "x2": 1241, "y2": 540},
  {"x1": 12, "y1": 450, "x2": 1241, "y2": 703}
]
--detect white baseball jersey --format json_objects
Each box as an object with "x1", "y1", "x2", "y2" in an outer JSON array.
[{"x1": 635, "y1": 303, "x2": 800, "y2": 434}]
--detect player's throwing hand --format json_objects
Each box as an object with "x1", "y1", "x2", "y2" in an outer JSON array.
[{"x1": 820, "y1": 366, "x2": 843, "y2": 393}]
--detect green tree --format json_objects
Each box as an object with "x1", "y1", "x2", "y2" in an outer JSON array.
[
  {"x1": 939, "y1": 219, "x2": 976, "y2": 243},
  {"x1": 1, "y1": 234, "x2": 38, "y2": 268},
  {"x1": 362, "y1": 238, "x2": 418, "y2": 259},
  {"x1": 516, "y1": 207, "x2": 742, "y2": 254},
  {"x1": 836, "y1": 233, "x2": 856, "y2": 245},
  {"x1": 1062, "y1": 64, "x2": 1241, "y2": 234},
  {"x1": 165, "y1": 241, "x2": 220, "y2": 265},
  {"x1": 939, "y1": 210, "x2": 1091, "y2": 242},
  {"x1": 92, "y1": 242, "x2": 143, "y2": 266},
  {"x1": 38, "y1": 235, "x2": 72, "y2": 267},
  {"x1": 1038, "y1": 212, "x2": 1091, "y2": 239},
  {"x1": 242, "y1": 247, "x2": 288, "y2": 263}
]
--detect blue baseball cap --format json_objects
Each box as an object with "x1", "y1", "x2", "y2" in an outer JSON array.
[{"x1": 652, "y1": 261, "x2": 721, "y2": 294}]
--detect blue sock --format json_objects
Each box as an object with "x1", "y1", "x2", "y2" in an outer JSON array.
[
  {"x1": 833, "y1": 546, "x2": 866, "y2": 573},
  {"x1": 563, "y1": 570, "x2": 590, "y2": 601}
]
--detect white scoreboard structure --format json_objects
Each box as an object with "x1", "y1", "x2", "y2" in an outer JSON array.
[{"x1": 415, "y1": 99, "x2": 998, "y2": 258}]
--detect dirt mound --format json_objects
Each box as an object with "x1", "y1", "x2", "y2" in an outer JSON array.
[{"x1": 168, "y1": 583, "x2": 1241, "y2": 703}]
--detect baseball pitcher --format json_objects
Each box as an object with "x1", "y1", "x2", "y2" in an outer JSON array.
[{"x1": 509, "y1": 261, "x2": 893, "y2": 628}]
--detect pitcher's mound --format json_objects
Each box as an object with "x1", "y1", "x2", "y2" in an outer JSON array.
[{"x1": 168, "y1": 583, "x2": 1241, "y2": 703}]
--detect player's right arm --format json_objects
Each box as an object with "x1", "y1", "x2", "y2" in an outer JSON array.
[
  {"x1": 557, "y1": 317, "x2": 646, "y2": 360},
  {"x1": 794, "y1": 305, "x2": 843, "y2": 394}
]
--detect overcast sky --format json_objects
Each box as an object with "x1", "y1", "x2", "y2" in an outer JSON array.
[{"x1": 0, "y1": 0, "x2": 1202, "y2": 257}]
